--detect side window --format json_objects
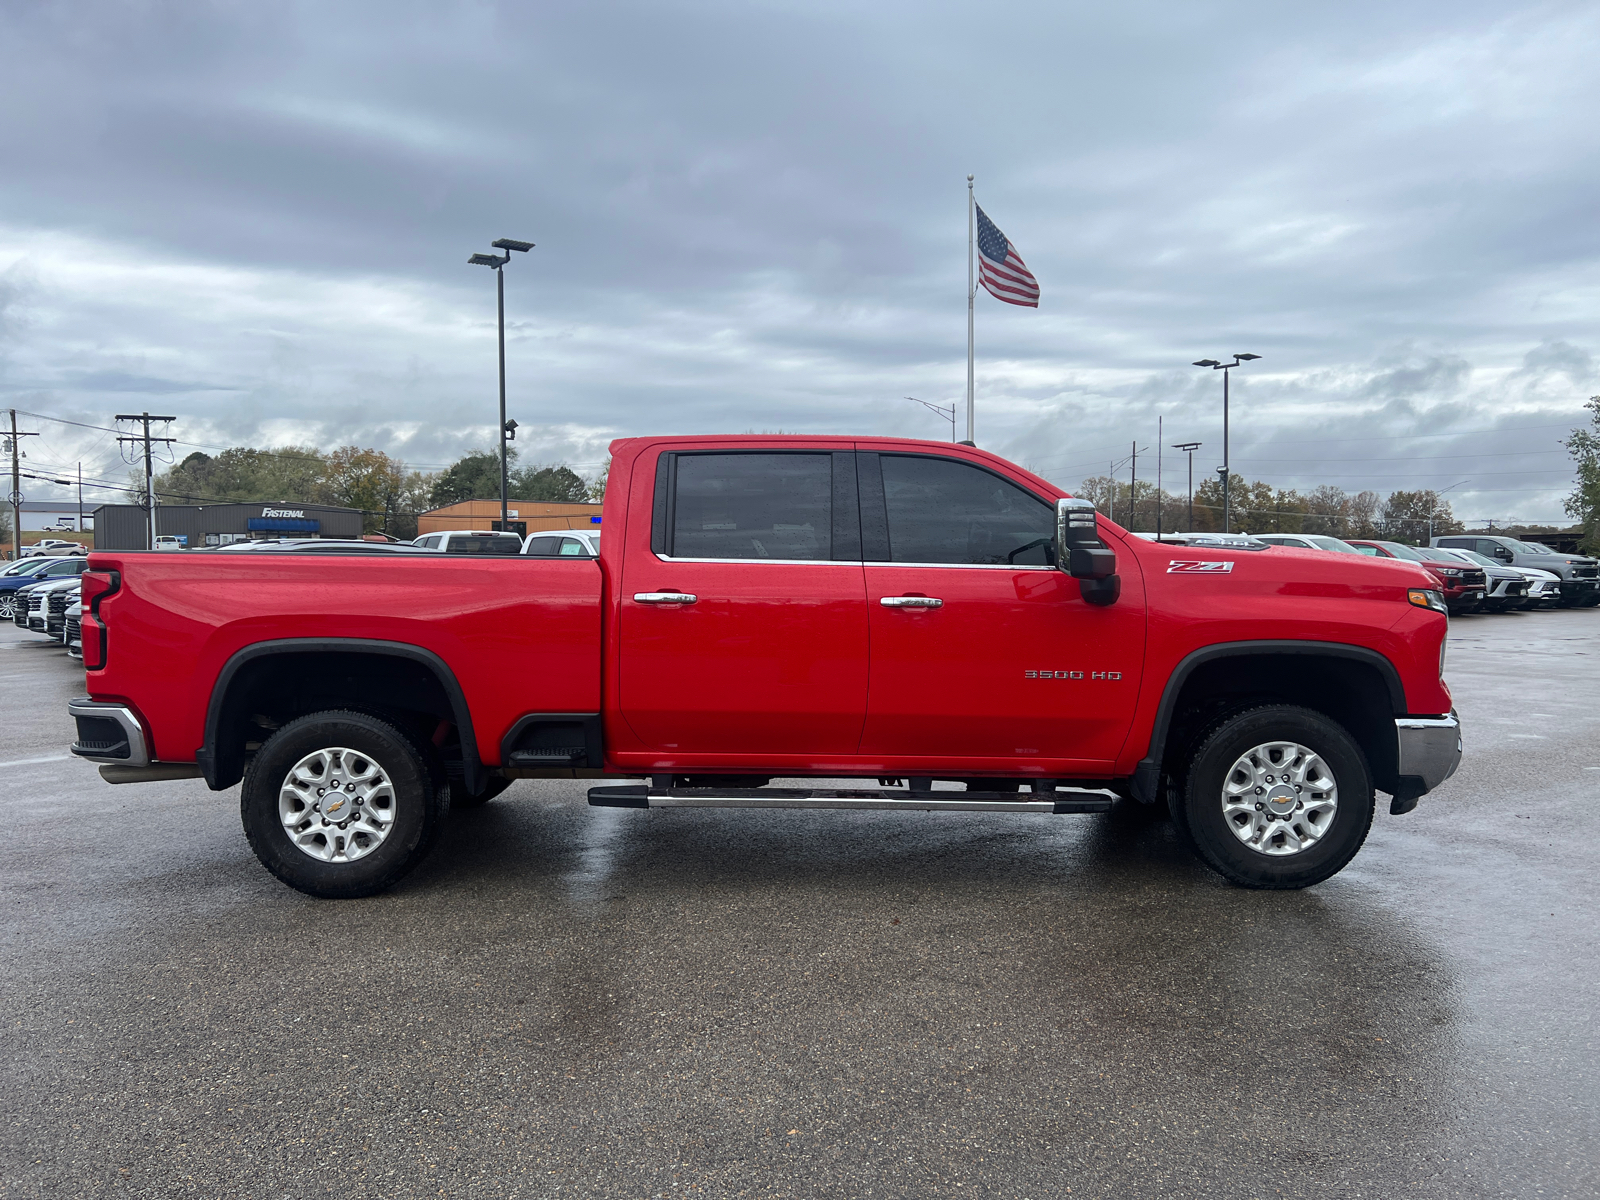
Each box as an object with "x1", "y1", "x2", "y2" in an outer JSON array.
[
  {"x1": 559, "y1": 538, "x2": 588, "y2": 556},
  {"x1": 671, "y1": 453, "x2": 833, "y2": 561},
  {"x1": 525, "y1": 536, "x2": 561, "y2": 556},
  {"x1": 1352, "y1": 544, "x2": 1379, "y2": 556},
  {"x1": 877, "y1": 455, "x2": 1055, "y2": 566}
]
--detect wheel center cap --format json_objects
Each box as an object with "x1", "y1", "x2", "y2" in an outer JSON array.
[
  {"x1": 1265, "y1": 785, "x2": 1297, "y2": 815},
  {"x1": 322, "y1": 784, "x2": 351, "y2": 819}
]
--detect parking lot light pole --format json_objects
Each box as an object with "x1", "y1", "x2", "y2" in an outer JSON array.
[
  {"x1": 1172, "y1": 441, "x2": 1202, "y2": 532},
  {"x1": 1191, "y1": 354, "x2": 1260, "y2": 533},
  {"x1": 1429, "y1": 480, "x2": 1469, "y2": 543},
  {"x1": 470, "y1": 238, "x2": 535, "y2": 532}
]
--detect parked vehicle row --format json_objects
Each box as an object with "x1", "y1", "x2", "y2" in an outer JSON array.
[
  {"x1": 10, "y1": 564, "x2": 86, "y2": 657},
  {"x1": 1240, "y1": 531, "x2": 1595, "y2": 615}
]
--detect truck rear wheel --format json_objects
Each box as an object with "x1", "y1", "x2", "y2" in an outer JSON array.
[
  {"x1": 1179, "y1": 705, "x2": 1374, "y2": 889},
  {"x1": 241, "y1": 710, "x2": 448, "y2": 898}
]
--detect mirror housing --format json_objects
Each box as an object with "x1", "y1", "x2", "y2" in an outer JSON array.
[{"x1": 1056, "y1": 498, "x2": 1120, "y2": 606}]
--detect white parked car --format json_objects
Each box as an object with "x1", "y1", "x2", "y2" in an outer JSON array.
[
  {"x1": 523, "y1": 529, "x2": 601, "y2": 557},
  {"x1": 410, "y1": 530, "x2": 524, "y2": 554},
  {"x1": 1251, "y1": 533, "x2": 1367, "y2": 555},
  {"x1": 21, "y1": 539, "x2": 86, "y2": 557}
]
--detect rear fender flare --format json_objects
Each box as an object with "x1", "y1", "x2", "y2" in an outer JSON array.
[{"x1": 198, "y1": 638, "x2": 483, "y2": 795}]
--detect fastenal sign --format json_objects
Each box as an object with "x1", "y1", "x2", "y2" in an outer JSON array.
[{"x1": 260, "y1": 507, "x2": 307, "y2": 518}]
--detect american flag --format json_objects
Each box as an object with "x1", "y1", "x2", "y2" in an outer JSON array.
[{"x1": 975, "y1": 204, "x2": 1039, "y2": 307}]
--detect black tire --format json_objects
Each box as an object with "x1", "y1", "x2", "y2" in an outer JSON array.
[
  {"x1": 451, "y1": 775, "x2": 513, "y2": 809},
  {"x1": 1179, "y1": 705, "x2": 1374, "y2": 889},
  {"x1": 241, "y1": 710, "x2": 448, "y2": 898}
]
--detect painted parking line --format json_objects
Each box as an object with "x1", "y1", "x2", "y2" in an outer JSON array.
[{"x1": 0, "y1": 753, "x2": 74, "y2": 769}]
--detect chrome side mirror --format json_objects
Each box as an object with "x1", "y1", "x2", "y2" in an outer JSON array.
[{"x1": 1055, "y1": 498, "x2": 1120, "y2": 606}]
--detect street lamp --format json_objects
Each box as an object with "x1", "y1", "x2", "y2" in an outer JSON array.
[
  {"x1": 1172, "y1": 441, "x2": 1202, "y2": 532},
  {"x1": 470, "y1": 237, "x2": 535, "y2": 532},
  {"x1": 1429, "y1": 480, "x2": 1469, "y2": 543},
  {"x1": 905, "y1": 396, "x2": 957, "y2": 441},
  {"x1": 1191, "y1": 353, "x2": 1261, "y2": 533}
]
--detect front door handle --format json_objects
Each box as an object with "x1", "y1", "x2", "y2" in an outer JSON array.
[
  {"x1": 634, "y1": 592, "x2": 697, "y2": 604},
  {"x1": 880, "y1": 596, "x2": 943, "y2": 608}
]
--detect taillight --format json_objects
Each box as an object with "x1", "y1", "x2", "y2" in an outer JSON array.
[
  {"x1": 80, "y1": 570, "x2": 118, "y2": 609},
  {"x1": 80, "y1": 571, "x2": 118, "y2": 670}
]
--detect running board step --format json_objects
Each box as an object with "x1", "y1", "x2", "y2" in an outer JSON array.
[{"x1": 587, "y1": 785, "x2": 1113, "y2": 814}]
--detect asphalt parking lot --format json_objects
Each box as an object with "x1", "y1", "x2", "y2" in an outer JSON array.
[{"x1": 1, "y1": 613, "x2": 1597, "y2": 1200}]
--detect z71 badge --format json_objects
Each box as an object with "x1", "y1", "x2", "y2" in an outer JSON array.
[{"x1": 1167, "y1": 560, "x2": 1234, "y2": 574}]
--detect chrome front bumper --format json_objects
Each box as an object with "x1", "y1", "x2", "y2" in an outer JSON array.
[{"x1": 1395, "y1": 711, "x2": 1461, "y2": 795}]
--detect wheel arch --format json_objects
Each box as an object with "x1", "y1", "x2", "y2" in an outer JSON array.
[
  {"x1": 198, "y1": 638, "x2": 484, "y2": 795},
  {"x1": 1131, "y1": 641, "x2": 1406, "y2": 803}
]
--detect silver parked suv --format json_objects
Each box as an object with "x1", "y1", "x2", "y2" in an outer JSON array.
[{"x1": 1431, "y1": 536, "x2": 1599, "y2": 608}]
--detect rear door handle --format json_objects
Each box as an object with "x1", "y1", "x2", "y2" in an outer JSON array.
[
  {"x1": 880, "y1": 596, "x2": 943, "y2": 608},
  {"x1": 634, "y1": 592, "x2": 697, "y2": 604}
]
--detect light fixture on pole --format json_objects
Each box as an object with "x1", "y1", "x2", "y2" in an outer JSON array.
[
  {"x1": 905, "y1": 397, "x2": 957, "y2": 441},
  {"x1": 1171, "y1": 442, "x2": 1202, "y2": 532},
  {"x1": 1191, "y1": 354, "x2": 1260, "y2": 533},
  {"x1": 469, "y1": 237, "x2": 535, "y2": 533}
]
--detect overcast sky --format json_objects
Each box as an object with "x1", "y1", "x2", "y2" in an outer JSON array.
[{"x1": 3, "y1": 0, "x2": 1599, "y2": 525}]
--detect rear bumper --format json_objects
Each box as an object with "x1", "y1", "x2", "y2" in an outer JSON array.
[
  {"x1": 1395, "y1": 711, "x2": 1462, "y2": 799},
  {"x1": 67, "y1": 697, "x2": 151, "y2": 767}
]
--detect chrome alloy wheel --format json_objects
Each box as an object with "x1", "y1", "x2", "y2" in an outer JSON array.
[
  {"x1": 0, "y1": 595, "x2": 14, "y2": 619},
  {"x1": 1221, "y1": 740, "x2": 1339, "y2": 857},
  {"x1": 278, "y1": 746, "x2": 397, "y2": 863}
]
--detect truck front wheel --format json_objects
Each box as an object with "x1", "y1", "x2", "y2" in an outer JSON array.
[
  {"x1": 1180, "y1": 705, "x2": 1374, "y2": 889},
  {"x1": 241, "y1": 710, "x2": 448, "y2": 898}
]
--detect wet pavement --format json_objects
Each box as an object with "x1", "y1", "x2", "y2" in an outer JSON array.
[{"x1": 0, "y1": 613, "x2": 1596, "y2": 1199}]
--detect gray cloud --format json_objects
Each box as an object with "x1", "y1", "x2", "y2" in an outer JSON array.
[{"x1": 2, "y1": 0, "x2": 1598, "y2": 524}]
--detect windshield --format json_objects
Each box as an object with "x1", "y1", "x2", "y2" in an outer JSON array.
[
  {"x1": 1306, "y1": 535, "x2": 1362, "y2": 554},
  {"x1": 2, "y1": 559, "x2": 47, "y2": 576},
  {"x1": 1414, "y1": 546, "x2": 1466, "y2": 564},
  {"x1": 1450, "y1": 549, "x2": 1497, "y2": 568},
  {"x1": 1518, "y1": 542, "x2": 1554, "y2": 554},
  {"x1": 1376, "y1": 542, "x2": 1426, "y2": 561}
]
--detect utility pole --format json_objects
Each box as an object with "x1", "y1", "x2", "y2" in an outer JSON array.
[
  {"x1": 6, "y1": 411, "x2": 40, "y2": 561},
  {"x1": 1156, "y1": 418, "x2": 1163, "y2": 540},
  {"x1": 77, "y1": 463, "x2": 84, "y2": 538},
  {"x1": 1130, "y1": 442, "x2": 1138, "y2": 532},
  {"x1": 116, "y1": 413, "x2": 176, "y2": 550}
]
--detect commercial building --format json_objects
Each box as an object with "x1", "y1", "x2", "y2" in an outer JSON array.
[
  {"x1": 16, "y1": 500, "x2": 95, "y2": 532},
  {"x1": 417, "y1": 500, "x2": 602, "y2": 539},
  {"x1": 93, "y1": 502, "x2": 364, "y2": 550}
]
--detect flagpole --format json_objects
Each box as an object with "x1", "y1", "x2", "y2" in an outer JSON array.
[{"x1": 966, "y1": 173, "x2": 975, "y2": 445}]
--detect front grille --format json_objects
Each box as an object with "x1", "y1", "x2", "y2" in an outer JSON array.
[
  {"x1": 64, "y1": 616, "x2": 81, "y2": 641},
  {"x1": 1575, "y1": 567, "x2": 1598, "y2": 580},
  {"x1": 1463, "y1": 569, "x2": 1486, "y2": 587},
  {"x1": 1507, "y1": 582, "x2": 1526, "y2": 595},
  {"x1": 49, "y1": 593, "x2": 69, "y2": 612}
]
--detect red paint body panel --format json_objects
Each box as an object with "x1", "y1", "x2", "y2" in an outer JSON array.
[
  {"x1": 85, "y1": 555, "x2": 602, "y2": 765},
  {"x1": 88, "y1": 434, "x2": 1452, "y2": 783}
]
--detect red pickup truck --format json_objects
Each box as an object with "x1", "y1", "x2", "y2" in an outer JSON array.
[{"x1": 67, "y1": 435, "x2": 1461, "y2": 897}]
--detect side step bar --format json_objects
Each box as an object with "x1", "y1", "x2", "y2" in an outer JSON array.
[{"x1": 588, "y1": 784, "x2": 1113, "y2": 814}]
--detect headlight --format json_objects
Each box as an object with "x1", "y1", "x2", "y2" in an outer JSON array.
[
  {"x1": 1437, "y1": 567, "x2": 1462, "y2": 576},
  {"x1": 1409, "y1": 588, "x2": 1449, "y2": 614}
]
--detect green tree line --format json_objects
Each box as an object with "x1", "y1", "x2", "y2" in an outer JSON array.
[
  {"x1": 1077, "y1": 474, "x2": 1466, "y2": 543},
  {"x1": 138, "y1": 445, "x2": 605, "y2": 539}
]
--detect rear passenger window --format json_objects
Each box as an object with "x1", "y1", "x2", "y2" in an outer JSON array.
[
  {"x1": 671, "y1": 453, "x2": 833, "y2": 561},
  {"x1": 878, "y1": 455, "x2": 1055, "y2": 565},
  {"x1": 559, "y1": 538, "x2": 588, "y2": 556},
  {"x1": 525, "y1": 536, "x2": 561, "y2": 556},
  {"x1": 449, "y1": 535, "x2": 522, "y2": 555}
]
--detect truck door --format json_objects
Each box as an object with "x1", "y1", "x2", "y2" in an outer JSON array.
[
  {"x1": 617, "y1": 449, "x2": 869, "y2": 755},
  {"x1": 856, "y1": 450, "x2": 1144, "y2": 769}
]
